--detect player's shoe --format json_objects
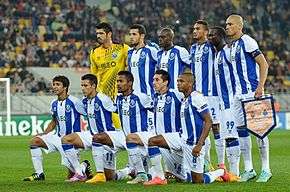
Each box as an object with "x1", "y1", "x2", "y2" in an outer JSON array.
[
  {"x1": 143, "y1": 176, "x2": 167, "y2": 186},
  {"x1": 23, "y1": 173, "x2": 45, "y2": 181},
  {"x1": 256, "y1": 170, "x2": 272, "y2": 182},
  {"x1": 220, "y1": 167, "x2": 240, "y2": 182},
  {"x1": 67, "y1": 173, "x2": 87, "y2": 182},
  {"x1": 127, "y1": 173, "x2": 148, "y2": 184},
  {"x1": 215, "y1": 164, "x2": 226, "y2": 182},
  {"x1": 116, "y1": 167, "x2": 135, "y2": 180},
  {"x1": 85, "y1": 173, "x2": 106, "y2": 183},
  {"x1": 82, "y1": 160, "x2": 93, "y2": 179},
  {"x1": 239, "y1": 169, "x2": 257, "y2": 182},
  {"x1": 67, "y1": 169, "x2": 75, "y2": 180}
]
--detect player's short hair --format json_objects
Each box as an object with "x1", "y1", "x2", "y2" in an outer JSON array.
[
  {"x1": 118, "y1": 71, "x2": 134, "y2": 83},
  {"x1": 210, "y1": 26, "x2": 227, "y2": 39},
  {"x1": 96, "y1": 22, "x2": 113, "y2": 33},
  {"x1": 81, "y1": 74, "x2": 98, "y2": 86},
  {"x1": 130, "y1": 24, "x2": 146, "y2": 35},
  {"x1": 52, "y1": 75, "x2": 70, "y2": 92},
  {"x1": 181, "y1": 69, "x2": 195, "y2": 83},
  {"x1": 194, "y1": 20, "x2": 209, "y2": 31},
  {"x1": 155, "y1": 69, "x2": 170, "y2": 86}
]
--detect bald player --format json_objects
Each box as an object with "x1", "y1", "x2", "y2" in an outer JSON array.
[
  {"x1": 157, "y1": 27, "x2": 190, "y2": 89},
  {"x1": 226, "y1": 14, "x2": 271, "y2": 182}
]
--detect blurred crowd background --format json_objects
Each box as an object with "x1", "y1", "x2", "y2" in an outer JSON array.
[{"x1": 0, "y1": 0, "x2": 289, "y2": 95}]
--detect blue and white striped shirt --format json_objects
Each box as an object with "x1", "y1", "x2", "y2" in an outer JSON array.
[
  {"x1": 116, "y1": 91, "x2": 153, "y2": 136},
  {"x1": 180, "y1": 91, "x2": 209, "y2": 145},
  {"x1": 229, "y1": 34, "x2": 260, "y2": 95},
  {"x1": 214, "y1": 46, "x2": 236, "y2": 109},
  {"x1": 154, "y1": 89, "x2": 183, "y2": 134},
  {"x1": 83, "y1": 93, "x2": 116, "y2": 135},
  {"x1": 50, "y1": 95, "x2": 85, "y2": 137},
  {"x1": 128, "y1": 44, "x2": 158, "y2": 96},
  {"x1": 190, "y1": 41, "x2": 217, "y2": 96},
  {"x1": 157, "y1": 45, "x2": 190, "y2": 89}
]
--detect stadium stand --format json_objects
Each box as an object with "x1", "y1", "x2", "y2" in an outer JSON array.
[{"x1": 0, "y1": 0, "x2": 288, "y2": 113}]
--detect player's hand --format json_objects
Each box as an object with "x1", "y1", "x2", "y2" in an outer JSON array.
[
  {"x1": 254, "y1": 85, "x2": 264, "y2": 98},
  {"x1": 192, "y1": 144, "x2": 202, "y2": 157}
]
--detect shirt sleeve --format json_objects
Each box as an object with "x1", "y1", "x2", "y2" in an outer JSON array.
[
  {"x1": 100, "y1": 93, "x2": 117, "y2": 112},
  {"x1": 74, "y1": 98, "x2": 87, "y2": 115},
  {"x1": 179, "y1": 47, "x2": 191, "y2": 65},
  {"x1": 243, "y1": 35, "x2": 259, "y2": 53},
  {"x1": 172, "y1": 89, "x2": 184, "y2": 102},
  {"x1": 89, "y1": 49, "x2": 97, "y2": 74},
  {"x1": 139, "y1": 93, "x2": 154, "y2": 109},
  {"x1": 149, "y1": 46, "x2": 158, "y2": 62},
  {"x1": 191, "y1": 93, "x2": 209, "y2": 114}
]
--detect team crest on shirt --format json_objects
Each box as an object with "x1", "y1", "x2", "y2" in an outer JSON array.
[
  {"x1": 165, "y1": 95, "x2": 172, "y2": 104},
  {"x1": 112, "y1": 52, "x2": 118, "y2": 59},
  {"x1": 129, "y1": 99, "x2": 136, "y2": 108},
  {"x1": 203, "y1": 46, "x2": 209, "y2": 53},
  {"x1": 65, "y1": 105, "x2": 71, "y2": 112},
  {"x1": 169, "y1": 53, "x2": 175, "y2": 60},
  {"x1": 94, "y1": 103, "x2": 100, "y2": 111},
  {"x1": 140, "y1": 51, "x2": 146, "y2": 59}
]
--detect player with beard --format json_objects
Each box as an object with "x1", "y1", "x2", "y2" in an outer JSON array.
[{"x1": 90, "y1": 22, "x2": 129, "y2": 129}]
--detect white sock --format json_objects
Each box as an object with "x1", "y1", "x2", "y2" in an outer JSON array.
[
  {"x1": 239, "y1": 135, "x2": 253, "y2": 171},
  {"x1": 30, "y1": 146, "x2": 43, "y2": 174},
  {"x1": 62, "y1": 156, "x2": 75, "y2": 173},
  {"x1": 92, "y1": 142, "x2": 104, "y2": 173},
  {"x1": 148, "y1": 147, "x2": 164, "y2": 179},
  {"x1": 257, "y1": 136, "x2": 270, "y2": 172},
  {"x1": 204, "y1": 169, "x2": 224, "y2": 183},
  {"x1": 204, "y1": 137, "x2": 211, "y2": 162},
  {"x1": 126, "y1": 143, "x2": 145, "y2": 173},
  {"x1": 62, "y1": 144, "x2": 83, "y2": 176},
  {"x1": 214, "y1": 133, "x2": 225, "y2": 165},
  {"x1": 225, "y1": 139, "x2": 240, "y2": 176}
]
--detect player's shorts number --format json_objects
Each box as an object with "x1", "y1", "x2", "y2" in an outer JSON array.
[{"x1": 226, "y1": 121, "x2": 234, "y2": 133}]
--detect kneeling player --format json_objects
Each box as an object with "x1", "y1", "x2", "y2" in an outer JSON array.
[
  {"x1": 143, "y1": 70, "x2": 185, "y2": 185},
  {"x1": 61, "y1": 74, "x2": 118, "y2": 182},
  {"x1": 23, "y1": 76, "x2": 86, "y2": 181}
]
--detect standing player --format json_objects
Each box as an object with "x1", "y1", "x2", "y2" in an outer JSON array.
[
  {"x1": 127, "y1": 24, "x2": 158, "y2": 131},
  {"x1": 157, "y1": 27, "x2": 190, "y2": 89},
  {"x1": 177, "y1": 71, "x2": 227, "y2": 184},
  {"x1": 143, "y1": 69, "x2": 184, "y2": 185},
  {"x1": 23, "y1": 76, "x2": 86, "y2": 181},
  {"x1": 190, "y1": 20, "x2": 225, "y2": 169},
  {"x1": 115, "y1": 71, "x2": 155, "y2": 184},
  {"x1": 61, "y1": 74, "x2": 117, "y2": 182},
  {"x1": 127, "y1": 24, "x2": 158, "y2": 96},
  {"x1": 90, "y1": 22, "x2": 129, "y2": 129},
  {"x1": 226, "y1": 14, "x2": 271, "y2": 182},
  {"x1": 208, "y1": 26, "x2": 241, "y2": 179}
]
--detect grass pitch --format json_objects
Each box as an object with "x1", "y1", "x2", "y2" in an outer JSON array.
[{"x1": 0, "y1": 130, "x2": 289, "y2": 192}]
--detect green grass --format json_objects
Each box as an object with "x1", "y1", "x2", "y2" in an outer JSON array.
[{"x1": 0, "y1": 130, "x2": 289, "y2": 192}]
